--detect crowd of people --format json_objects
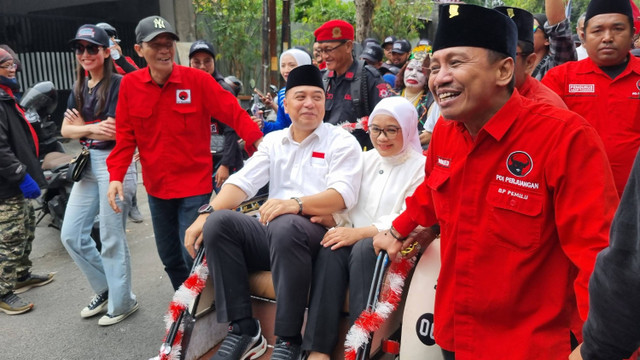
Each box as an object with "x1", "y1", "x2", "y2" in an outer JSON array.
[{"x1": 2, "y1": 0, "x2": 640, "y2": 359}]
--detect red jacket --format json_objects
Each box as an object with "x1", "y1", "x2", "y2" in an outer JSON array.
[
  {"x1": 107, "y1": 64, "x2": 262, "y2": 199},
  {"x1": 542, "y1": 55, "x2": 640, "y2": 197},
  {"x1": 393, "y1": 91, "x2": 618, "y2": 359}
]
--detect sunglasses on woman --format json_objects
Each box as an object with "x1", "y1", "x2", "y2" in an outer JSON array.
[{"x1": 72, "y1": 43, "x2": 101, "y2": 55}]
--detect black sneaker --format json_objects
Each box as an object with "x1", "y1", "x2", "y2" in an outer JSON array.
[
  {"x1": 211, "y1": 319, "x2": 267, "y2": 360},
  {"x1": 80, "y1": 291, "x2": 108, "y2": 318},
  {"x1": 270, "y1": 338, "x2": 302, "y2": 360},
  {"x1": 0, "y1": 292, "x2": 33, "y2": 315}
]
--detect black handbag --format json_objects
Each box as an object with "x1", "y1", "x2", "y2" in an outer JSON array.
[{"x1": 68, "y1": 147, "x2": 90, "y2": 182}]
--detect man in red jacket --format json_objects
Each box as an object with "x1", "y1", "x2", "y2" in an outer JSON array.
[
  {"x1": 374, "y1": 4, "x2": 619, "y2": 359},
  {"x1": 106, "y1": 16, "x2": 263, "y2": 290},
  {"x1": 542, "y1": 0, "x2": 640, "y2": 197}
]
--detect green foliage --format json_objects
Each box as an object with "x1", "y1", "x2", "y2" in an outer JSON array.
[
  {"x1": 294, "y1": 0, "x2": 356, "y2": 25},
  {"x1": 192, "y1": 0, "x2": 264, "y2": 93},
  {"x1": 370, "y1": 0, "x2": 433, "y2": 40}
]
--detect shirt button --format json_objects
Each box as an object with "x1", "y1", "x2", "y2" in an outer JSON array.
[
  {"x1": 509, "y1": 199, "x2": 517, "y2": 207},
  {"x1": 379, "y1": 170, "x2": 384, "y2": 174}
]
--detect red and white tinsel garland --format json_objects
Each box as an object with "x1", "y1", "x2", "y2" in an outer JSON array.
[
  {"x1": 154, "y1": 257, "x2": 209, "y2": 360},
  {"x1": 344, "y1": 255, "x2": 416, "y2": 360},
  {"x1": 338, "y1": 116, "x2": 370, "y2": 133}
]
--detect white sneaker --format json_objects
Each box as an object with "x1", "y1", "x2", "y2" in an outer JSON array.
[
  {"x1": 80, "y1": 291, "x2": 108, "y2": 318},
  {"x1": 98, "y1": 301, "x2": 139, "y2": 326}
]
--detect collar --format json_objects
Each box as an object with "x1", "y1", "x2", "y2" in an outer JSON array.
[
  {"x1": 518, "y1": 75, "x2": 535, "y2": 96},
  {"x1": 140, "y1": 63, "x2": 182, "y2": 85},
  {"x1": 327, "y1": 58, "x2": 358, "y2": 80},
  {"x1": 576, "y1": 54, "x2": 640, "y2": 78},
  {"x1": 283, "y1": 122, "x2": 324, "y2": 145},
  {"x1": 0, "y1": 84, "x2": 14, "y2": 99},
  {"x1": 454, "y1": 90, "x2": 522, "y2": 142}
]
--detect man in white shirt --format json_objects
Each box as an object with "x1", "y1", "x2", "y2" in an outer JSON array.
[{"x1": 185, "y1": 64, "x2": 363, "y2": 360}]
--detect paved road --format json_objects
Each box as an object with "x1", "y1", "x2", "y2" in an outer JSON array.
[{"x1": 1, "y1": 142, "x2": 177, "y2": 360}]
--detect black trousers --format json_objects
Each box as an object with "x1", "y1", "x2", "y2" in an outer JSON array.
[
  {"x1": 203, "y1": 210, "x2": 326, "y2": 337},
  {"x1": 303, "y1": 237, "x2": 379, "y2": 354}
]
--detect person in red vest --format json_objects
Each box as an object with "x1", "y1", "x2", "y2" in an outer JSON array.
[{"x1": 542, "y1": 0, "x2": 640, "y2": 198}]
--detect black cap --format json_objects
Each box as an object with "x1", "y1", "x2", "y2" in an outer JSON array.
[
  {"x1": 135, "y1": 16, "x2": 179, "y2": 43},
  {"x1": 96, "y1": 22, "x2": 118, "y2": 38},
  {"x1": 417, "y1": 38, "x2": 432, "y2": 47},
  {"x1": 69, "y1": 24, "x2": 110, "y2": 47},
  {"x1": 360, "y1": 43, "x2": 383, "y2": 62},
  {"x1": 433, "y1": 4, "x2": 517, "y2": 59},
  {"x1": 495, "y1": 6, "x2": 534, "y2": 45},
  {"x1": 285, "y1": 64, "x2": 324, "y2": 93},
  {"x1": 392, "y1": 39, "x2": 411, "y2": 54},
  {"x1": 189, "y1": 40, "x2": 216, "y2": 59},
  {"x1": 585, "y1": 0, "x2": 633, "y2": 23},
  {"x1": 382, "y1": 35, "x2": 397, "y2": 47},
  {"x1": 363, "y1": 37, "x2": 380, "y2": 48},
  {"x1": 533, "y1": 13, "x2": 548, "y2": 36}
]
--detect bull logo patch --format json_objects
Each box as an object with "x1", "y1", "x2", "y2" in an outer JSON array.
[
  {"x1": 506, "y1": 151, "x2": 533, "y2": 177},
  {"x1": 176, "y1": 89, "x2": 191, "y2": 104}
]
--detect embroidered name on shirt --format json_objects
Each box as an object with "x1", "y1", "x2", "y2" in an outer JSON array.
[
  {"x1": 568, "y1": 84, "x2": 595, "y2": 93},
  {"x1": 437, "y1": 156, "x2": 450, "y2": 168},
  {"x1": 495, "y1": 174, "x2": 539, "y2": 190}
]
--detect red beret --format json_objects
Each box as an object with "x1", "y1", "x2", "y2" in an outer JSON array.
[{"x1": 314, "y1": 19, "x2": 354, "y2": 42}]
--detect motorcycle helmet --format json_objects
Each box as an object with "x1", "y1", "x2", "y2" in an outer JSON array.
[
  {"x1": 224, "y1": 75, "x2": 243, "y2": 97},
  {"x1": 20, "y1": 81, "x2": 58, "y2": 118},
  {"x1": 96, "y1": 22, "x2": 119, "y2": 42}
]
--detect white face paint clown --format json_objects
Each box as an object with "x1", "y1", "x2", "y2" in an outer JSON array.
[{"x1": 403, "y1": 56, "x2": 427, "y2": 91}]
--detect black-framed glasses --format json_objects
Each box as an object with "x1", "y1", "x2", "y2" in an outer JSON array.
[
  {"x1": 72, "y1": 43, "x2": 101, "y2": 55},
  {"x1": 317, "y1": 41, "x2": 347, "y2": 55},
  {"x1": 369, "y1": 125, "x2": 401, "y2": 140}
]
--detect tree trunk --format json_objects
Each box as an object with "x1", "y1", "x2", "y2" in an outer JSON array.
[{"x1": 355, "y1": 0, "x2": 376, "y2": 42}]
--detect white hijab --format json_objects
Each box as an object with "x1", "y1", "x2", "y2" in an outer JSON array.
[
  {"x1": 368, "y1": 96, "x2": 422, "y2": 154},
  {"x1": 279, "y1": 49, "x2": 312, "y2": 69}
]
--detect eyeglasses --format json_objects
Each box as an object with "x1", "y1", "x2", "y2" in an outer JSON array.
[
  {"x1": 317, "y1": 41, "x2": 347, "y2": 55},
  {"x1": 533, "y1": 24, "x2": 541, "y2": 33},
  {"x1": 72, "y1": 43, "x2": 101, "y2": 55},
  {"x1": 0, "y1": 63, "x2": 17, "y2": 70},
  {"x1": 369, "y1": 125, "x2": 401, "y2": 140}
]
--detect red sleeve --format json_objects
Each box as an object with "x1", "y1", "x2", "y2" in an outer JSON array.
[
  {"x1": 106, "y1": 75, "x2": 137, "y2": 182},
  {"x1": 392, "y1": 140, "x2": 438, "y2": 236},
  {"x1": 548, "y1": 118, "x2": 619, "y2": 320},
  {"x1": 540, "y1": 65, "x2": 564, "y2": 97},
  {"x1": 201, "y1": 75, "x2": 263, "y2": 156}
]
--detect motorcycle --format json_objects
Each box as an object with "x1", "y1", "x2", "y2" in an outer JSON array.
[{"x1": 22, "y1": 81, "x2": 101, "y2": 249}]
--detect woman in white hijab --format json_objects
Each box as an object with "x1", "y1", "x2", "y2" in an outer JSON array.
[
  {"x1": 258, "y1": 48, "x2": 311, "y2": 134},
  {"x1": 302, "y1": 96, "x2": 426, "y2": 359}
]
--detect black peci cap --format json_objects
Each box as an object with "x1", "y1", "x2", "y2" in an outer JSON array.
[
  {"x1": 433, "y1": 4, "x2": 517, "y2": 59},
  {"x1": 495, "y1": 6, "x2": 534, "y2": 45},
  {"x1": 285, "y1": 64, "x2": 324, "y2": 93},
  {"x1": 585, "y1": 0, "x2": 633, "y2": 23}
]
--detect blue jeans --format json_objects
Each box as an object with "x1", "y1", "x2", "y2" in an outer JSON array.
[
  {"x1": 60, "y1": 148, "x2": 137, "y2": 316},
  {"x1": 147, "y1": 193, "x2": 211, "y2": 290}
]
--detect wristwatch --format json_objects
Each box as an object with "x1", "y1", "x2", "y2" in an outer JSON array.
[{"x1": 197, "y1": 204, "x2": 214, "y2": 215}]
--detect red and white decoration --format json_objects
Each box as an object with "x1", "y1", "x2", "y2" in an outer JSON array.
[
  {"x1": 344, "y1": 255, "x2": 416, "y2": 360},
  {"x1": 155, "y1": 257, "x2": 209, "y2": 360},
  {"x1": 339, "y1": 116, "x2": 370, "y2": 133}
]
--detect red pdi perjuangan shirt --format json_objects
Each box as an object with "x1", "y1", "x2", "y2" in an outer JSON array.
[
  {"x1": 542, "y1": 55, "x2": 640, "y2": 197},
  {"x1": 107, "y1": 64, "x2": 263, "y2": 199},
  {"x1": 393, "y1": 92, "x2": 619, "y2": 360}
]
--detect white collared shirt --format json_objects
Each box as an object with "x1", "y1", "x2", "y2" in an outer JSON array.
[
  {"x1": 347, "y1": 148, "x2": 426, "y2": 230},
  {"x1": 226, "y1": 122, "x2": 363, "y2": 210}
]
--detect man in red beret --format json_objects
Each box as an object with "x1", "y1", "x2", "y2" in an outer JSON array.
[{"x1": 314, "y1": 19, "x2": 388, "y2": 150}]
